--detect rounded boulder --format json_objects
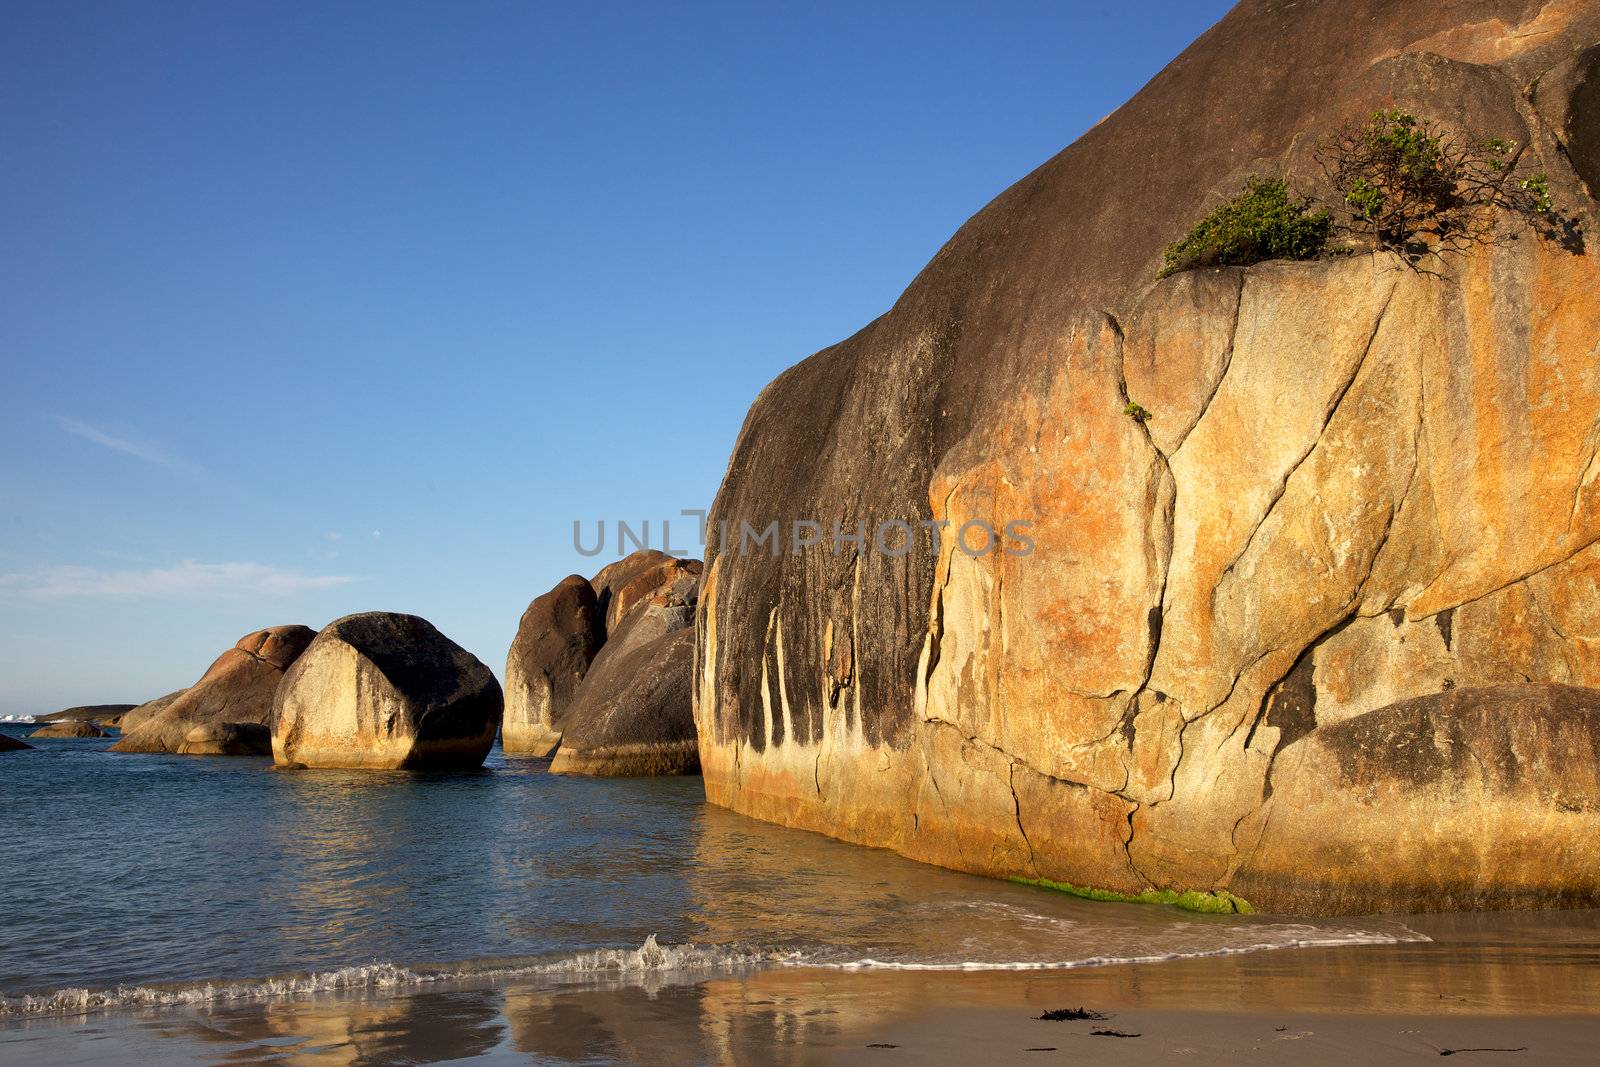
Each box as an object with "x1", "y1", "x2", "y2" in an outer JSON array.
[
  {"x1": 273, "y1": 612, "x2": 503, "y2": 770},
  {"x1": 112, "y1": 627, "x2": 315, "y2": 754}
]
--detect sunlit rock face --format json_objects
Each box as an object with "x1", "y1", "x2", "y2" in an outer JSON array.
[
  {"x1": 695, "y1": 0, "x2": 1600, "y2": 913},
  {"x1": 273, "y1": 612, "x2": 502, "y2": 771}
]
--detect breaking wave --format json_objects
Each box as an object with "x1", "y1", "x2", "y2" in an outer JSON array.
[
  {"x1": 1, "y1": 923, "x2": 1428, "y2": 1019},
  {"x1": 0, "y1": 936, "x2": 796, "y2": 1019}
]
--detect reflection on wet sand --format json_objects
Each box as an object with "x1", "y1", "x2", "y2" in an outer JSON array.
[{"x1": 134, "y1": 987, "x2": 505, "y2": 1066}]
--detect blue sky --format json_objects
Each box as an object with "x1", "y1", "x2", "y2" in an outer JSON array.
[{"x1": 0, "y1": 0, "x2": 1233, "y2": 714}]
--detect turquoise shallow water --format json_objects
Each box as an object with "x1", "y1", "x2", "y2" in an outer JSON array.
[{"x1": 0, "y1": 723, "x2": 1424, "y2": 1020}]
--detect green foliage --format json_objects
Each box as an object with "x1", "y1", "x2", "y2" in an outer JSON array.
[
  {"x1": 1123, "y1": 401, "x2": 1150, "y2": 422},
  {"x1": 1013, "y1": 876, "x2": 1255, "y2": 915},
  {"x1": 1158, "y1": 109, "x2": 1578, "y2": 279},
  {"x1": 1159, "y1": 177, "x2": 1331, "y2": 278},
  {"x1": 1316, "y1": 108, "x2": 1566, "y2": 266}
]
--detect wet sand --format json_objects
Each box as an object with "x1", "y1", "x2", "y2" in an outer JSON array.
[{"x1": 4, "y1": 910, "x2": 1600, "y2": 1064}]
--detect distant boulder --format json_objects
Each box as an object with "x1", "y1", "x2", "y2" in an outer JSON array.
[
  {"x1": 273, "y1": 612, "x2": 502, "y2": 770},
  {"x1": 34, "y1": 704, "x2": 135, "y2": 725},
  {"x1": 550, "y1": 626, "x2": 698, "y2": 777},
  {"x1": 112, "y1": 628, "x2": 315, "y2": 754},
  {"x1": 0, "y1": 733, "x2": 34, "y2": 753},
  {"x1": 504, "y1": 551, "x2": 701, "y2": 763},
  {"x1": 545, "y1": 559, "x2": 701, "y2": 777},
  {"x1": 502, "y1": 575, "x2": 604, "y2": 756},
  {"x1": 31, "y1": 720, "x2": 109, "y2": 739}
]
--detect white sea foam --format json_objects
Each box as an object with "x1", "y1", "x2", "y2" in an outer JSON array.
[
  {"x1": 0, "y1": 936, "x2": 796, "y2": 1019},
  {"x1": 822, "y1": 925, "x2": 1430, "y2": 971}
]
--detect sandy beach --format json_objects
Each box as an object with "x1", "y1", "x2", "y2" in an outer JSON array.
[{"x1": 5, "y1": 910, "x2": 1600, "y2": 1064}]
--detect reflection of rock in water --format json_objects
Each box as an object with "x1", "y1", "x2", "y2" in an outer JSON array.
[
  {"x1": 142, "y1": 987, "x2": 506, "y2": 1066},
  {"x1": 505, "y1": 983, "x2": 713, "y2": 1064}
]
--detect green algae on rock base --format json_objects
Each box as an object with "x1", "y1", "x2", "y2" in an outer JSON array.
[{"x1": 1013, "y1": 876, "x2": 1255, "y2": 915}]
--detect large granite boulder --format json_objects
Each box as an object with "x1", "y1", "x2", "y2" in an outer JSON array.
[
  {"x1": 273, "y1": 612, "x2": 502, "y2": 770},
  {"x1": 113, "y1": 627, "x2": 315, "y2": 754},
  {"x1": 695, "y1": 0, "x2": 1600, "y2": 913},
  {"x1": 0, "y1": 733, "x2": 34, "y2": 752},
  {"x1": 502, "y1": 575, "x2": 605, "y2": 756},
  {"x1": 178, "y1": 721, "x2": 272, "y2": 757},
  {"x1": 30, "y1": 720, "x2": 108, "y2": 739},
  {"x1": 550, "y1": 601, "x2": 699, "y2": 777}
]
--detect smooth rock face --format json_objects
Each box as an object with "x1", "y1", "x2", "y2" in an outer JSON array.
[
  {"x1": 30, "y1": 720, "x2": 108, "y2": 739},
  {"x1": 112, "y1": 628, "x2": 315, "y2": 754},
  {"x1": 178, "y1": 721, "x2": 272, "y2": 757},
  {"x1": 0, "y1": 734, "x2": 30, "y2": 753},
  {"x1": 550, "y1": 608, "x2": 699, "y2": 777},
  {"x1": 696, "y1": 0, "x2": 1600, "y2": 913},
  {"x1": 116, "y1": 690, "x2": 186, "y2": 737},
  {"x1": 273, "y1": 612, "x2": 502, "y2": 770},
  {"x1": 502, "y1": 575, "x2": 604, "y2": 756}
]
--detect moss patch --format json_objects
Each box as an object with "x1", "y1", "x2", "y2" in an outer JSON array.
[{"x1": 1013, "y1": 876, "x2": 1255, "y2": 915}]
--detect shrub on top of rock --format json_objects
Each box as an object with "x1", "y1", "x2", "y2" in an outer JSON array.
[
  {"x1": 1159, "y1": 176, "x2": 1331, "y2": 277},
  {"x1": 1316, "y1": 108, "x2": 1566, "y2": 265},
  {"x1": 1161, "y1": 110, "x2": 1577, "y2": 279}
]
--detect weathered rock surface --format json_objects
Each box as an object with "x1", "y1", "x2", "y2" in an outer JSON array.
[
  {"x1": 0, "y1": 733, "x2": 30, "y2": 753},
  {"x1": 696, "y1": 0, "x2": 1600, "y2": 913},
  {"x1": 178, "y1": 721, "x2": 272, "y2": 757},
  {"x1": 34, "y1": 704, "x2": 135, "y2": 725},
  {"x1": 590, "y1": 551, "x2": 702, "y2": 636},
  {"x1": 30, "y1": 720, "x2": 109, "y2": 739},
  {"x1": 273, "y1": 612, "x2": 502, "y2": 770},
  {"x1": 502, "y1": 575, "x2": 605, "y2": 756},
  {"x1": 113, "y1": 628, "x2": 315, "y2": 754},
  {"x1": 550, "y1": 610, "x2": 700, "y2": 777}
]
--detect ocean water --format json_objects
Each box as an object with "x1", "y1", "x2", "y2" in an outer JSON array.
[
  {"x1": 0, "y1": 722, "x2": 1424, "y2": 1020},
  {"x1": 38, "y1": 722, "x2": 1591, "y2": 1064}
]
